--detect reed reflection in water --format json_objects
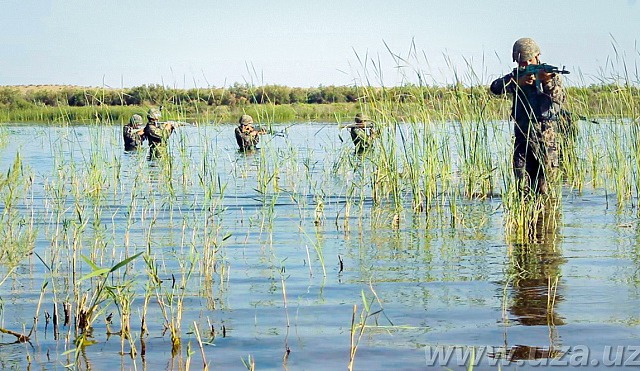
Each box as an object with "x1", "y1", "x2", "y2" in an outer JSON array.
[{"x1": 498, "y1": 205, "x2": 566, "y2": 361}]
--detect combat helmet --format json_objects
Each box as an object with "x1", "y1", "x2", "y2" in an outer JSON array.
[
  {"x1": 512, "y1": 38, "x2": 540, "y2": 63},
  {"x1": 354, "y1": 113, "x2": 372, "y2": 123},
  {"x1": 147, "y1": 108, "x2": 162, "y2": 121},
  {"x1": 129, "y1": 114, "x2": 143, "y2": 126},
  {"x1": 239, "y1": 114, "x2": 254, "y2": 125}
]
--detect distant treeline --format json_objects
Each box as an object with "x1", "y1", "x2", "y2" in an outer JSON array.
[
  {"x1": 0, "y1": 83, "x2": 638, "y2": 123},
  {"x1": 0, "y1": 83, "x2": 374, "y2": 108}
]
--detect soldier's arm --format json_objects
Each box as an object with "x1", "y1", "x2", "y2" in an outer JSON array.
[
  {"x1": 345, "y1": 122, "x2": 375, "y2": 129},
  {"x1": 145, "y1": 125, "x2": 164, "y2": 141},
  {"x1": 351, "y1": 127, "x2": 369, "y2": 142},
  {"x1": 162, "y1": 123, "x2": 175, "y2": 135},
  {"x1": 489, "y1": 73, "x2": 516, "y2": 95},
  {"x1": 252, "y1": 125, "x2": 268, "y2": 134},
  {"x1": 248, "y1": 127, "x2": 262, "y2": 139},
  {"x1": 235, "y1": 126, "x2": 252, "y2": 142},
  {"x1": 539, "y1": 73, "x2": 566, "y2": 104},
  {"x1": 125, "y1": 126, "x2": 144, "y2": 136}
]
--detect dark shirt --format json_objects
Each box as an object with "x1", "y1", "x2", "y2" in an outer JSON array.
[
  {"x1": 144, "y1": 122, "x2": 173, "y2": 148},
  {"x1": 490, "y1": 72, "x2": 565, "y2": 142},
  {"x1": 235, "y1": 125, "x2": 260, "y2": 151},
  {"x1": 123, "y1": 124, "x2": 145, "y2": 151},
  {"x1": 349, "y1": 126, "x2": 374, "y2": 154}
]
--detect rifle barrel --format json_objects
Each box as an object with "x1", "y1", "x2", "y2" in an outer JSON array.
[{"x1": 561, "y1": 109, "x2": 600, "y2": 125}]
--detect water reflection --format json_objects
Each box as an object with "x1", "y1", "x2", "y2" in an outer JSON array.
[
  {"x1": 497, "y1": 207, "x2": 566, "y2": 361},
  {"x1": 3, "y1": 123, "x2": 640, "y2": 369},
  {"x1": 145, "y1": 153, "x2": 175, "y2": 191}
]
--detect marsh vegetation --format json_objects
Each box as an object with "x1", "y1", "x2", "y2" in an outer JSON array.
[{"x1": 0, "y1": 53, "x2": 639, "y2": 369}]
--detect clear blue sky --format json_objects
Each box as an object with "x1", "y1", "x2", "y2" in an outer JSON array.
[{"x1": 1, "y1": 0, "x2": 638, "y2": 88}]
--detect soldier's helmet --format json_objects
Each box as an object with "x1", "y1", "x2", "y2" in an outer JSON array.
[
  {"x1": 147, "y1": 108, "x2": 162, "y2": 121},
  {"x1": 239, "y1": 114, "x2": 254, "y2": 125},
  {"x1": 129, "y1": 114, "x2": 143, "y2": 126},
  {"x1": 512, "y1": 38, "x2": 540, "y2": 63},
  {"x1": 354, "y1": 113, "x2": 371, "y2": 123}
]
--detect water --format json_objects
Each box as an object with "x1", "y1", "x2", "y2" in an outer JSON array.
[{"x1": 0, "y1": 122, "x2": 639, "y2": 370}]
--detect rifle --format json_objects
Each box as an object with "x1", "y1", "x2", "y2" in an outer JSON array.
[
  {"x1": 513, "y1": 63, "x2": 570, "y2": 92},
  {"x1": 125, "y1": 124, "x2": 145, "y2": 136},
  {"x1": 514, "y1": 63, "x2": 570, "y2": 76},
  {"x1": 560, "y1": 109, "x2": 600, "y2": 125},
  {"x1": 158, "y1": 121, "x2": 197, "y2": 131},
  {"x1": 157, "y1": 106, "x2": 197, "y2": 128},
  {"x1": 254, "y1": 125, "x2": 287, "y2": 137},
  {"x1": 342, "y1": 122, "x2": 376, "y2": 129},
  {"x1": 160, "y1": 121, "x2": 197, "y2": 130}
]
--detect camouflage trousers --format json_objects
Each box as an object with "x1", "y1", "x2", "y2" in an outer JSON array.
[{"x1": 513, "y1": 121, "x2": 559, "y2": 195}]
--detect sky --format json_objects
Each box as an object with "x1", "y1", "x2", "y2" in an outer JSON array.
[{"x1": 1, "y1": 0, "x2": 638, "y2": 89}]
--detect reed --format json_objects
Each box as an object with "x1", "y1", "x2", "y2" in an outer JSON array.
[
  {"x1": 241, "y1": 354, "x2": 256, "y2": 370},
  {"x1": 0, "y1": 153, "x2": 37, "y2": 269},
  {"x1": 348, "y1": 285, "x2": 390, "y2": 371},
  {"x1": 148, "y1": 250, "x2": 196, "y2": 356},
  {"x1": 72, "y1": 252, "x2": 142, "y2": 360},
  {"x1": 1, "y1": 42, "x2": 639, "y2": 370}
]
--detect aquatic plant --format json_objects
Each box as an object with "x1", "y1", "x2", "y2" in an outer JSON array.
[
  {"x1": 0, "y1": 153, "x2": 36, "y2": 269},
  {"x1": 72, "y1": 253, "x2": 143, "y2": 356}
]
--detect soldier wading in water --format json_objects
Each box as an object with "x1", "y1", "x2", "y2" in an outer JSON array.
[
  {"x1": 347, "y1": 113, "x2": 377, "y2": 155},
  {"x1": 123, "y1": 114, "x2": 146, "y2": 151},
  {"x1": 143, "y1": 108, "x2": 175, "y2": 159},
  {"x1": 234, "y1": 114, "x2": 266, "y2": 151},
  {"x1": 490, "y1": 37, "x2": 566, "y2": 196}
]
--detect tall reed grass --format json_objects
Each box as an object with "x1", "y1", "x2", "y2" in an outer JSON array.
[{"x1": 0, "y1": 41, "x2": 638, "y2": 369}]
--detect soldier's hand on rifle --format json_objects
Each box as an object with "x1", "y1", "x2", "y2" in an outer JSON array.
[
  {"x1": 370, "y1": 128, "x2": 379, "y2": 139},
  {"x1": 537, "y1": 69, "x2": 554, "y2": 83}
]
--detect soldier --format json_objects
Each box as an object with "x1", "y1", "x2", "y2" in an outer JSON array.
[
  {"x1": 143, "y1": 108, "x2": 174, "y2": 158},
  {"x1": 490, "y1": 38, "x2": 566, "y2": 196},
  {"x1": 123, "y1": 114, "x2": 145, "y2": 151},
  {"x1": 348, "y1": 113, "x2": 377, "y2": 154},
  {"x1": 234, "y1": 114, "x2": 265, "y2": 151}
]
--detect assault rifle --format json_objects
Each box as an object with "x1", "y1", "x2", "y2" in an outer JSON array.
[
  {"x1": 130, "y1": 127, "x2": 145, "y2": 136},
  {"x1": 163, "y1": 120, "x2": 196, "y2": 127},
  {"x1": 560, "y1": 109, "x2": 600, "y2": 125},
  {"x1": 158, "y1": 121, "x2": 197, "y2": 132},
  {"x1": 342, "y1": 122, "x2": 376, "y2": 129},
  {"x1": 253, "y1": 125, "x2": 287, "y2": 137},
  {"x1": 513, "y1": 63, "x2": 570, "y2": 92},
  {"x1": 157, "y1": 106, "x2": 197, "y2": 128},
  {"x1": 514, "y1": 63, "x2": 570, "y2": 77}
]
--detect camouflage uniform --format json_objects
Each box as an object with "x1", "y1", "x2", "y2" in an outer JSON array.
[
  {"x1": 349, "y1": 113, "x2": 376, "y2": 154},
  {"x1": 143, "y1": 108, "x2": 174, "y2": 158},
  {"x1": 235, "y1": 114, "x2": 261, "y2": 151},
  {"x1": 490, "y1": 38, "x2": 566, "y2": 195},
  {"x1": 123, "y1": 114, "x2": 145, "y2": 151}
]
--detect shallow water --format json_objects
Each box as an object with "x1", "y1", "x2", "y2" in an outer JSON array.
[{"x1": 0, "y1": 122, "x2": 639, "y2": 370}]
